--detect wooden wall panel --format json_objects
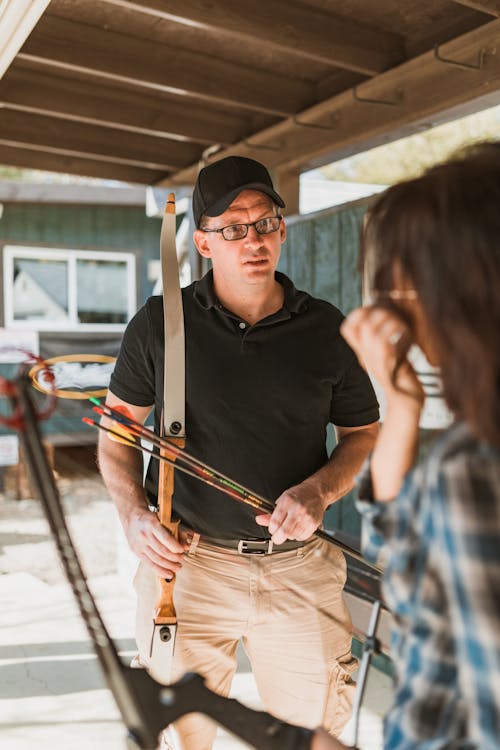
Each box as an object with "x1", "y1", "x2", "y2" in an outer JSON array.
[
  {"x1": 280, "y1": 198, "x2": 368, "y2": 540},
  {"x1": 0, "y1": 203, "x2": 162, "y2": 300},
  {"x1": 0, "y1": 202, "x2": 164, "y2": 443}
]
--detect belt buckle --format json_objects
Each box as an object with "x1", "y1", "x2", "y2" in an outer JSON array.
[{"x1": 237, "y1": 539, "x2": 273, "y2": 555}]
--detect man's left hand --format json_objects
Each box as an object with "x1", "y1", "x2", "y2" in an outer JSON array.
[{"x1": 255, "y1": 482, "x2": 325, "y2": 545}]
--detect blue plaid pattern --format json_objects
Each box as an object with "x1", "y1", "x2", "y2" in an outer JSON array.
[{"x1": 357, "y1": 422, "x2": 500, "y2": 749}]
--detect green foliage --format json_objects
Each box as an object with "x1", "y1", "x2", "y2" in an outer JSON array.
[
  {"x1": 0, "y1": 165, "x2": 27, "y2": 179},
  {"x1": 321, "y1": 105, "x2": 500, "y2": 185}
]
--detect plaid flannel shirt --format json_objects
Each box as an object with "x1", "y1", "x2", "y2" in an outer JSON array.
[{"x1": 356, "y1": 422, "x2": 500, "y2": 749}]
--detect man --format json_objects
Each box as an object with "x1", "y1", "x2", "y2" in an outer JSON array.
[{"x1": 98, "y1": 156, "x2": 379, "y2": 750}]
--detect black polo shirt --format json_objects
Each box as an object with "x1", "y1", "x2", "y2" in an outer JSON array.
[{"x1": 109, "y1": 271, "x2": 379, "y2": 538}]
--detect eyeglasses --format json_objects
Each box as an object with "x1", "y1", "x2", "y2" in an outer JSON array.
[
  {"x1": 200, "y1": 216, "x2": 282, "y2": 241},
  {"x1": 373, "y1": 289, "x2": 418, "y2": 301}
]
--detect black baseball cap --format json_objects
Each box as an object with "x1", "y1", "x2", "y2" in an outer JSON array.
[{"x1": 192, "y1": 156, "x2": 285, "y2": 228}]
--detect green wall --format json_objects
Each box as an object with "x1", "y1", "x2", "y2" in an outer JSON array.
[
  {"x1": 0, "y1": 201, "x2": 163, "y2": 441},
  {"x1": 0, "y1": 202, "x2": 163, "y2": 302},
  {"x1": 280, "y1": 202, "x2": 366, "y2": 314}
]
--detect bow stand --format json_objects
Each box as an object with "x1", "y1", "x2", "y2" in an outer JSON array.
[{"x1": 9, "y1": 371, "x2": 314, "y2": 750}]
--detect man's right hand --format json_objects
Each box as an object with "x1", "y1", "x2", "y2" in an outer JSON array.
[{"x1": 124, "y1": 508, "x2": 187, "y2": 579}]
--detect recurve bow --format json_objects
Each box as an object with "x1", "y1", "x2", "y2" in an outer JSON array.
[{"x1": 149, "y1": 193, "x2": 186, "y2": 684}]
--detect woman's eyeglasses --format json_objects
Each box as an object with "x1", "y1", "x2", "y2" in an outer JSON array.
[
  {"x1": 200, "y1": 216, "x2": 282, "y2": 242},
  {"x1": 373, "y1": 289, "x2": 418, "y2": 301}
]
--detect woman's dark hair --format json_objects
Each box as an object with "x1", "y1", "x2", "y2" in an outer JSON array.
[{"x1": 362, "y1": 141, "x2": 500, "y2": 446}]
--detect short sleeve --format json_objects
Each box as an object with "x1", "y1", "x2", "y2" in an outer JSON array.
[
  {"x1": 109, "y1": 304, "x2": 156, "y2": 406},
  {"x1": 330, "y1": 351, "x2": 379, "y2": 427}
]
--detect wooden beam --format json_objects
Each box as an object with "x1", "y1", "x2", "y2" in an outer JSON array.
[
  {"x1": 404, "y1": 13, "x2": 491, "y2": 59},
  {"x1": 273, "y1": 167, "x2": 300, "y2": 217},
  {"x1": 98, "y1": 0, "x2": 404, "y2": 76},
  {"x1": 20, "y1": 14, "x2": 312, "y2": 117},
  {"x1": 0, "y1": 109, "x2": 201, "y2": 170},
  {"x1": 317, "y1": 70, "x2": 368, "y2": 102},
  {"x1": 0, "y1": 0, "x2": 49, "y2": 79},
  {"x1": 451, "y1": 0, "x2": 500, "y2": 16},
  {"x1": 0, "y1": 144, "x2": 165, "y2": 184},
  {"x1": 163, "y1": 19, "x2": 500, "y2": 187},
  {"x1": 0, "y1": 66, "x2": 260, "y2": 146}
]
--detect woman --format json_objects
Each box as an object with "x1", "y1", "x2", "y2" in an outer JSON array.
[{"x1": 315, "y1": 143, "x2": 500, "y2": 749}]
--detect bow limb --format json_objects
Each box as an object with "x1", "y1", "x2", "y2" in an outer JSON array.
[{"x1": 160, "y1": 192, "x2": 186, "y2": 439}]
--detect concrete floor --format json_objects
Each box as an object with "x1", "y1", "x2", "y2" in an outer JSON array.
[
  {"x1": 0, "y1": 569, "x2": 393, "y2": 750},
  {"x1": 0, "y1": 474, "x2": 393, "y2": 750}
]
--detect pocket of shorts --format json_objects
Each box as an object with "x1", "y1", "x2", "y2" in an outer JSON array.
[{"x1": 321, "y1": 650, "x2": 358, "y2": 736}]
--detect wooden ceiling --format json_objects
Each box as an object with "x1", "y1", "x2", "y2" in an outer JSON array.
[{"x1": 1, "y1": 0, "x2": 500, "y2": 193}]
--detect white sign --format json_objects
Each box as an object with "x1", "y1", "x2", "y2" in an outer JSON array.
[
  {"x1": 0, "y1": 329, "x2": 39, "y2": 363},
  {"x1": 35, "y1": 360, "x2": 114, "y2": 391},
  {"x1": 0, "y1": 435, "x2": 19, "y2": 466},
  {"x1": 408, "y1": 346, "x2": 454, "y2": 430},
  {"x1": 370, "y1": 345, "x2": 454, "y2": 431}
]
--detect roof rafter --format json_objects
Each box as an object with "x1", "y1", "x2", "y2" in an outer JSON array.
[
  {"x1": 19, "y1": 14, "x2": 313, "y2": 117},
  {"x1": 450, "y1": 0, "x2": 500, "y2": 16},
  {"x1": 97, "y1": 0, "x2": 404, "y2": 76},
  {"x1": 0, "y1": 144, "x2": 165, "y2": 183},
  {"x1": 0, "y1": 109, "x2": 201, "y2": 171},
  {"x1": 0, "y1": 67, "x2": 257, "y2": 146},
  {"x1": 0, "y1": 0, "x2": 50, "y2": 79},
  {"x1": 164, "y1": 18, "x2": 500, "y2": 185}
]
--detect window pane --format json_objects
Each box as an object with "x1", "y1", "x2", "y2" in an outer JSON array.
[
  {"x1": 13, "y1": 258, "x2": 69, "y2": 322},
  {"x1": 77, "y1": 259, "x2": 129, "y2": 324}
]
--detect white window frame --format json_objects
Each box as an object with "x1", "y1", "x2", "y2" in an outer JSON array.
[{"x1": 3, "y1": 245, "x2": 136, "y2": 332}]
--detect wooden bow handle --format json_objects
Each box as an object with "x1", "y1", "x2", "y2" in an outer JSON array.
[{"x1": 154, "y1": 436, "x2": 185, "y2": 624}]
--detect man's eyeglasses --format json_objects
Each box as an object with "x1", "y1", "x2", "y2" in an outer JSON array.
[{"x1": 200, "y1": 216, "x2": 282, "y2": 242}]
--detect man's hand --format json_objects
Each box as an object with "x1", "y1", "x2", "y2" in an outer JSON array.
[
  {"x1": 311, "y1": 728, "x2": 348, "y2": 750},
  {"x1": 255, "y1": 481, "x2": 325, "y2": 545},
  {"x1": 255, "y1": 420, "x2": 379, "y2": 543},
  {"x1": 124, "y1": 508, "x2": 187, "y2": 579}
]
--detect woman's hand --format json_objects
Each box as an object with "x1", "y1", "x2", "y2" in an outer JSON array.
[
  {"x1": 341, "y1": 306, "x2": 424, "y2": 404},
  {"x1": 341, "y1": 305, "x2": 424, "y2": 500}
]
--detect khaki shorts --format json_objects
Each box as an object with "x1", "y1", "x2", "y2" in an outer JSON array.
[{"x1": 135, "y1": 536, "x2": 356, "y2": 750}]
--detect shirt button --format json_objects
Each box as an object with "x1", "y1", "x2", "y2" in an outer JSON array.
[{"x1": 239, "y1": 321, "x2": 246, "y2": 329}]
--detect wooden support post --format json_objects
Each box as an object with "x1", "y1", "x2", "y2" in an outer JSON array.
[{"x1": 273, "y1": 167, "x2": 300, "y2": 217}]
